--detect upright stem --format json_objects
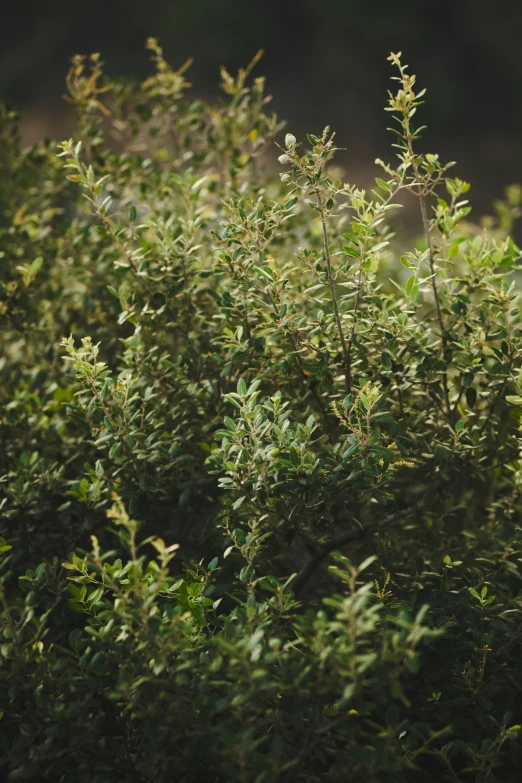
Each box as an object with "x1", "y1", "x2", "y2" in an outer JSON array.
[
  {"x1": 317, "y1": 193, "x2": 350, "y2": 393},
  {"x1": 344, "y1": 248, "x2": 366, "y2": 394},
  {"x1": 89, "y1": 381, "x2": 144, "y2": 484},
  {"x1": 419, "y1": 189, "x2": 451, "y2": 418},
  {"x1": 408, "y1": 137, "x2": 451, "y2": 418},
  {"x1": 264, "y1": 272, "x2": 330, "y2": 426}
]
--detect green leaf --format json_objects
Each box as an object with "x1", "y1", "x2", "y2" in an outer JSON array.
[
  {"x1": 343, "y1": 246, "x2": 361, "y2": 259},
  {"x1": 375, "y1": 177, "x2": 392, "y2": 192},
  {"x1": 254, "y1": 265, "x2": 275, "y2": 282},
  {"x1": 506, "y1": 395, "x2": 522, "y2": 406},
  {"x1": 358, "y1": 555, "x2": 377, "y2": 573},
  {"x1": 405, "y1": 275, "x2": 419, "y2": 299},
  {"x1": 465, "y1": 387, "x2": 477, "y2": 408},
  {"x1": 304, "y1": 283, "x2": 326, "y2": 294},
  {"x1": 239, "y1": 565, "x2": 255, "y2": 583},
  {"x1": 400, "y1": 255, "x2": 416, "y2": 269},
  {"x1": 372, "y1": 411, "x2": 395, "y2": 423}
]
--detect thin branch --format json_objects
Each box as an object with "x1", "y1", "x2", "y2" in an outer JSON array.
[
  {"x1": 317, "y1": 193, "x2": 350, "y2": 393},
  {"x1": 342, "y1": 180, "x2": 404, "y2": 393},
  {"x1": 344, "y1": 264, "x2": 364, "y2": 393},
  {"x1": 266, "y1": 286, "x2": 331, "y2": 426},
  {"x1": 288, "y1": 499, "x2": 425, "y2": 595},
  {"x1": 408, "y1": 142, "x2": 451, "y2": 419}
]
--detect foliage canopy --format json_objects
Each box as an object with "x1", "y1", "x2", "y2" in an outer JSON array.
[{"x1": 2, "y1": 43, "x2": 522, "y2": 782}]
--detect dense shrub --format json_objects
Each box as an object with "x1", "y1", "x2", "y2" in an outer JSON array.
[{"x1": 2, "y1": 43, "x2": 522, "y2": 781}]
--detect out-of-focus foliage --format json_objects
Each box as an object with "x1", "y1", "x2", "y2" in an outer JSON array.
[{"x1": 2, "y1": 42, "x2": 522, "y2": 782}]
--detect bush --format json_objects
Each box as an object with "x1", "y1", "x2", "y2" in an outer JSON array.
[{"x1": 1, "y1": 42, "x2": 522, "y2": 782}]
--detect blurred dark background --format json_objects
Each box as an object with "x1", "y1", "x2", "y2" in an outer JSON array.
[{"x1": 2, "y1": 0, "x2": 522, "y2": 212}]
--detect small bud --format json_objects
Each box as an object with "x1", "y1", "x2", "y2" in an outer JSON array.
[
  {"x1": 280, "y1": 173, "x2": 291, "y2": 183},
  {"x1": 285, "y1": 133, "x2": 296, "y2": 148},
  {"x1": 278, "y1": 154, "x2": 291, "y2": 165},
  {"x1": 269, "y1": 448, "x2": 280, "y2": 458}
]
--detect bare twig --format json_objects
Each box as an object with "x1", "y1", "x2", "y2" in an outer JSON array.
[{"x1": 288, "y1": 499, "x2": 425, "y2": 595}]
